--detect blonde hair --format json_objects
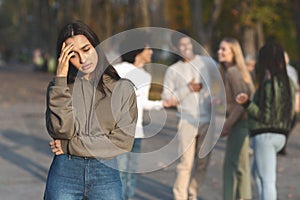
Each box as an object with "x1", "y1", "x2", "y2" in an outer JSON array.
[{"x1": 220, "y1": 37, "x2": 255, "y2": 93}]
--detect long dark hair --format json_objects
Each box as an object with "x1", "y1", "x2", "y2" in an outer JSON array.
[
  {"x1": 256, "y1": 43, "x2": 292, "y2": 122},
  {"x1": 119, "y1": 30, "x2": 151, "y2": 63},
  {"x1": 56, "y1": 20, "x2": 120, "y2": 96}
]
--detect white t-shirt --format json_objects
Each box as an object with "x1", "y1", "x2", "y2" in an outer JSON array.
[
  {"x1": 287, "y1": 64, "x2": 299, "y2": 90},
  {"x1": 114, "y1": 62, "x2": 163, "y2": 138},
  {"x1": 162, "y1": 55, "x2": 215, "y2": 123}
]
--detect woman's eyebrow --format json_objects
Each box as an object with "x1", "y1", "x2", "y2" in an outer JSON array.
[{"x1": 81, "y1": 44, "x2": 91, "y2": 49}]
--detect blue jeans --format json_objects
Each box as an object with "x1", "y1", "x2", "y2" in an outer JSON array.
[
  {"x1": 118, "y1": 138, "x2": 142, "y2": 200},
  {"x1": 252, "y1": 133, "x2": 286, "y2": 200},
  {"x1": 44, "y1": 154, "x2": 123, "y2": 200}
]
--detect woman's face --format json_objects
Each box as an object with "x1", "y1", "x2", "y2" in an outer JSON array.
[
  {"x1": 138, "y1": 46, "x2": 153, "y2": 65},
  {"x1": 65, "y1": 34, "x2": 98, "y2": 75},
  {"x1": 218, "y1": 41, "x2": 234, "y2": 64}
]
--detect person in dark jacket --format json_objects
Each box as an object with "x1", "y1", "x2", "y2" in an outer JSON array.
[{"x1": 236, "y1": 43, "x2": 295, "y2": 200}]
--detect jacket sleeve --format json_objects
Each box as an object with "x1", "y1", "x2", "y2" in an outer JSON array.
[
  {"x1": 60, "y1": 80, "x2": 138, "y2": 158},
  {"x1": 138, "y1": 83, "x2": 163, "y2": 110},
  {"x1": 45, "y1": 77, "x2": 76, "y2": 140},
  {"x1": 224, "y1": 68, "x2": 250, "y2": 129},
  {"x1": 245, "y1": 82, "x2": 272, "y2": 123}
]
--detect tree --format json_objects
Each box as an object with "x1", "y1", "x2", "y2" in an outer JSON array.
[
  {"x1": 291, "y1": 0, "x2": 300, "y2": 68},
  {"x1": 190, "y1": 0, "x2": 223, "y2": 54},
  {"x1": 164, "y1": 0, "x2": 191, "y2": 31}
]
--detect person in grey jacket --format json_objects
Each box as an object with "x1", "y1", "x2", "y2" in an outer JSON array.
[
  {"x1": 218, "y1": 37, "x2": 254, "y2": 200},
  {"x1": 44, "y1": 21, "x2": 138, "y2": 200}
]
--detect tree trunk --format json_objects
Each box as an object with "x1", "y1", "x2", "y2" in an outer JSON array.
[
  {"x1": 190, "y1": 0, "x2": 223, "y2": 55},
  {"x1": 255, "y1": 22, "x2": 265, "y2": 50},
  {"x1": 126, "y1": 0, "x2": 136, "y2": 28},
  {"x1": 149, "y1": 0, "x2": 165, "y2": 27},
  {"x1": 190, "y1": 0, "x2": 204, "y2": 41},
  {"x1": 83, "y1": 0, "x2": 92, "y2": 23},
  {"x1": 104, "y1": 0, "x2": 112, "y2": 37},
  {"x1": 206, "y1": 0, "x2": 223, "y2": 54},
  {"x1": 140, "y1": 0, "x2": 150, "y2": 27},
  {"x1": 242, "y1": 26, "x2": 256, "y2": 56}
]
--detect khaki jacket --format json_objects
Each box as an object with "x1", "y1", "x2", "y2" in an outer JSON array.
[
  {"x1": 46, "y1": 75, "x2": 138, "y2": 159},
  {"x1": 223, "y1": 66, "x2": 253, "y2": 130}
]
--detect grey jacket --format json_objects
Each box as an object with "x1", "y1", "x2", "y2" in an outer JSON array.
[
  {"x1": 223, "y1": 66, "x2": 253, "y2": 129},
  {"x1": 46, "y1": 75, "x2": 138, "y2": 159}
]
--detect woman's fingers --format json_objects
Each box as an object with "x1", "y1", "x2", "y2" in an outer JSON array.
[
  {"x1": 51, "y1": 148, "x2": 63, "y2": 155},
  {"x1": 51, "y1": 147, "x2": 63, "y2": 154},
  {"x1": 61, "y1": 43, "x2": 73, "y2": 56},
  {"x1": 59, "y1": 43, "x2": 73, "y2": 63},
  {"x1": 49, "y1": 140, "x2": 61, "y2": 147},
  {"x1": 55, "y1": 139, "x2": 62, "y2": 147},
  {"x1": 56, "y1": 43, "x2": 74, "y2": 77},
  {"x1": 56, "y1": 150, "x2": 64, "y2": 155},
  {"x1": 49, "y1": 141, "x2": 56, "y2": 149},
  {"x1": 49, "y1": 140, "x2": 63, "y2": 155}
]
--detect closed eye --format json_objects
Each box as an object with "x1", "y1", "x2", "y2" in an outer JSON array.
[{"x1": 81, "y1": 44, "x2": 92, "y2": 52}]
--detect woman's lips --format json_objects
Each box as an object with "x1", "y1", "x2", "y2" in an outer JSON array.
[{"x1": 81, "y1": 64, "x2": 91, "y2": 70}]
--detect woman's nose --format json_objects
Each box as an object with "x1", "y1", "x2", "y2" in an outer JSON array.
[{"x1": 78, "y1": 52, "x2": 86, "y2": 63}]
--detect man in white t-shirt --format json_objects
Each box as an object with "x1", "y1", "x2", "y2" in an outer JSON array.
[{"x1": 162, "y1": 30, "x2": 217, "y2": 200}]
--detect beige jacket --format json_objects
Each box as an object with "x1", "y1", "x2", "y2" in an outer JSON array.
[
  {"x1": 46, "y1": 75, "x2": 138, "y2": 159},
  {"x1": 223, "y1": 66, "x2": 252, "y2": 129}
]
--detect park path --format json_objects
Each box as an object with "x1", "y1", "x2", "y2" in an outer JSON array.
[{"x1": 0, "y1": 62, "x2": 299, "y2": 199}]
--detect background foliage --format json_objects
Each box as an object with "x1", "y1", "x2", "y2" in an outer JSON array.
[{"x1": 0, "y1": 0, "x2": 300, "y2": 68}]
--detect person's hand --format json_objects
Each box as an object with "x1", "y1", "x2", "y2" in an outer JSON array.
[
  {"x1": 212, "y1": 98, "x2": 222, "y2": 105},
  {"x1": 162, "y1": 98, "x2": 179, "y2": 107},
  {"x1": 188, "y1": 78, "x2": 202, "y2": 92},
  {"x1": 220, "y1": 127, "x2": 230, "y2": 137},
  {"x1": 56, "y1": 42, "x2": 75, "y2": 77},
  {"x1": 235, "y1": 93, "x2": 249, "y2": 104},
  {"x1": 49, "y1": 140, "x2": 64, "y2": 155}
]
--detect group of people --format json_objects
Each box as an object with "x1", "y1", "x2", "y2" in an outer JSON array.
[
  {"x1": 43, "y1": 20, "x2": 297, "y2": 200},
  {"x1": 32, "y1": 48, "x2": 53, "y2": 72},
  {"x1": 32, "y1": 48, "x2": 47, "y2": 71}
]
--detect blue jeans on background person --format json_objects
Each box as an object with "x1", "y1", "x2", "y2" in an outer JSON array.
[
  {"x1": 44, "y1": 154, "x2": 123, "y2": 200},
  {"x1": 118, "y1": 139, "x2": 142, "y2": 200},
  {"x1": 252, "y1": 133, "x2": 286, "y2": 200}
]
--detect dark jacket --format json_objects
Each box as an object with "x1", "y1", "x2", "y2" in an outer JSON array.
[{"x1": 243, "y1": 78, "x2": 295, "y2": 137}]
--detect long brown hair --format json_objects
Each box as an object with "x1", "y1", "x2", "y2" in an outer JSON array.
[{"x1": 219, "y1": 37, "x2": 255, "y2": 93}]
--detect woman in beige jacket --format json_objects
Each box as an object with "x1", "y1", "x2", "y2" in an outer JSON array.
[
  {"x1": 44, "y1": 21, "x2": 138, "y2": 200},
  {"x1": 218, "y1": 37, "x2": 255, "y2": 200}
]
